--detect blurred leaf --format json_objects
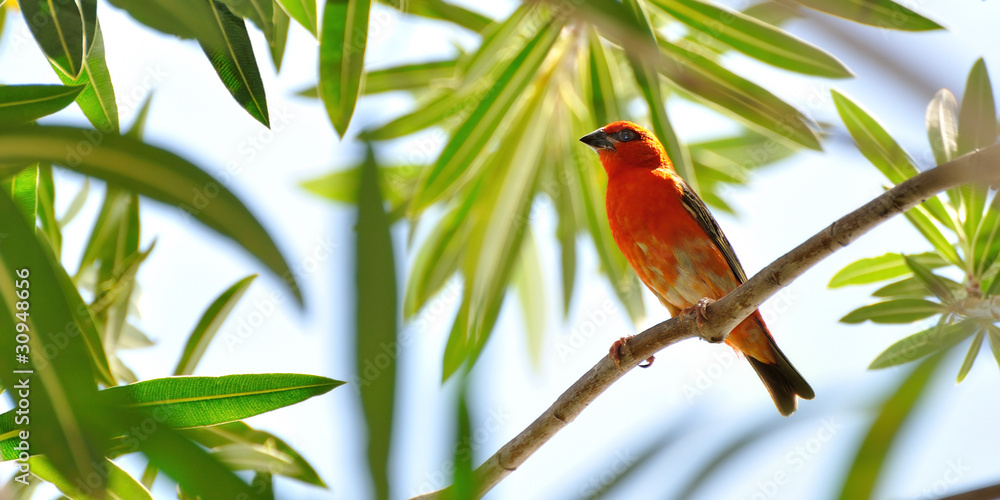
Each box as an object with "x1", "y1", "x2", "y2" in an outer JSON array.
[
  {"x1": 301, "y1": 162, "x2": 423, "y2": 210},
  {"x1": 53, "y1": 23, "x2": 119, "y2": 133},
  {"x1": 174, "y1": 275, "x2": 257, "y2": 376},
  {"x1": 904, "y1": 254, "x2": 956, "y2": 304},
  {"x1": 902, "y1": 205, "x2": 962, "y2": 268},
  {"x1": 839, "y1": 352, "x2": 945, "y2": 500},
  {"x1": 270, "y1": 4, "x2": 290, "y2": 71},
  {"x1": 625, "y1": 0, "x2": 696, "y2": 188},
  {"x1": 451, "y1": 379, "x2": 473, "y2": 499},
  {"x1": 832, "y1": 90, "x2": 954, "y2": 229},
  {"x1": 206, "y1": 1, "x2": 271, "y2": 127},
  {"x1": 869, "y1": 318, "x2": 975, "y2": 369},
  {"x1": 974, "y1": 194, "x2": 1000, "y2": 274},
  {"x1": 839, "y1": 298, "x2": 942, "y2": 324},
  {"x1": 20, "y1": 0, "x2": 85, "y2": 78},
  {"x1": 650, "y1": 0, "x2": 852, "y2": 78},
  {"x1": 793, "y1": 0, "x2": 942, "y2": 30},
  {"x1": 0, "y1": 190, "x2": 105, "y2": 487},
  {"x1": 958, "y1": 59, "x2": 996, "y2": 245},
  {"x1": 400, "y1": 0, "x2": 492, "y2": 33},
  {"x1": 674, "y1": 419, "x2": 780, "y2": 499},
  {"x1": 956, "y1": 329, "x2": 984, "y2": 383},
  {"x1": 276, "y1": 0, "x2": 318, "y2": 36},
  {"x1": 0, "y1": 84, "x2": 85, "y2": 126},
  {"x1": 926, "y1": 89, "x2": 958, "y2": 165},
  {"x1": 319, "y1": 58, "x2": 459, "y2": 96},
  {"x1": 403, "y1": 191, "x2": 474, "y2": 319},
  {"x1": 355, "y1": 146, "x2": 397, "y2": 500},
  {"x1": 59, "y1": 177, "x2": 90, "y2": 228},
  {"x1": 185, "y1": 421, "x2": 326, "y2": 487},
  {"x1": 37, "y1": 163, "x2": 62, "y2": 256},
  {"x1": 742, "y1": 1, "x2": 801, "y2": 26},
  {"x1": 210, "y1": 443, "x2": 300, "y2": 476},
  {"x1": 319, "y1": 0, "x2": 371, "y2": 136},
  {"x1": 410, "y1": 15, "x2": 561, "y2": 212},
  {"x1": 871, "y1": 275, "x2": 961, "y2": 299},
  {"x1": 0, "y1": 125, "x2": 304, "y2": 305},
  {"x1": 828, "y1": 252, "x2": 947, "y2": 288},
  {"x1": 587, "y1": 26, "x2": 622, "y2": 128},
  {"x1": 987, "y1": 325, "x2": 1000, "y2": 371},
  {"x1": 514, "y1": 230, "x2": 546, "y2": 370},
  {"x1": 659, "y1": 40, "x2": 821, "y2": 150},
  {"x1": 118, "y1": 323, "x2": 155, "y2": 349},
  {"x1": 30, "y1": 455, "x2": 153, "y2": 500}
]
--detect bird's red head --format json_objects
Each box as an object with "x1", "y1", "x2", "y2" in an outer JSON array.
[{"x1": 579, "y1": 121, "x2": 673, "y2": 176}]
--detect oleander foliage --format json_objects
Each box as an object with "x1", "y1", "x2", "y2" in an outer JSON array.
[{"x1": 4, "y1": 0, "x2": 995, "y2": 499}]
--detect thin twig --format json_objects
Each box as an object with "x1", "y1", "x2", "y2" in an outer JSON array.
[{"x1": 410, "y1": 145, "x2": 1000, "y2": 500}]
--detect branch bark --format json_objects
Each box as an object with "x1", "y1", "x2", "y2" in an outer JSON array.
[{"x1": 410, "y1": 144, "x2": 1000, "y2": 500}]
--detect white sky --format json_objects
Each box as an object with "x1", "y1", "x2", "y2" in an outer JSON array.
[{"x1": 2, "y1": 0, "x2": 1000, "y2": 499}]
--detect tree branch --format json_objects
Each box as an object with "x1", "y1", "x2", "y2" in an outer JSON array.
[{"x1": 410, "y1": 144, "x2": 1000, "y2": 500}]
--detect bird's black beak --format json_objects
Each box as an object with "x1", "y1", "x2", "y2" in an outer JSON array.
[{"x1": 580, "y1": 129, "x2": 615, "y2": 152}]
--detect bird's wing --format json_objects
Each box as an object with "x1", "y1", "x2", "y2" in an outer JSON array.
[{"x1": 679, "y1": 182, "x2": 748, "y2": 284}]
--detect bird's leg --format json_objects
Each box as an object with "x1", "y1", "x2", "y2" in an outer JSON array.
[{"x1": 609, "y1": 336, "x2": 655, "y2": 371}]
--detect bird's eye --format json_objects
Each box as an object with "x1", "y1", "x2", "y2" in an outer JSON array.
[{"x1": 618, "y1": 129, "x2": 638, "y2": 142}]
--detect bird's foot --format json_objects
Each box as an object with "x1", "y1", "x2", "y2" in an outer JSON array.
[
  {"x1": 683, "y1": 298, "x2": 716, "y2": 338},
  {"x1": 609, "y1": 336, "x2": 655, "y2": 371}
]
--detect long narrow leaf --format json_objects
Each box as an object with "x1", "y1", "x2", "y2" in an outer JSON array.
[
  {"x1": 869, "y1": 319, "x2": 976, "y2": 369},
  {"x1": 355, "y1": 146, "x2": 397, "y2": 500},
  {"x1": 956, "y1": 329, "x2": 984, "y2": 383},
  {"x1": 20, "y1": 0, "x2": 85, "y2": 78},
  {"x1": 53, "y1": 24, "x2": 119, "y2": 133},
  {"x1": 277, "y1": 0, "x2": 318, "y2": 36},
  {"x1": 828, "y1": 252, "x2": 947, "y2": 288},
  {"x1": 206, "y1": 1, "x2": 271, "y2": 127},
  {"x1": 959, "y1": 59, "x2": 996, "y2": 245},
  {"x1": 794, "y1": 0, "x2": 942, "y2": 31},
  {"x1": 174, "y1": 275, "x2": 257, "y2": 375},
  {"x1": 0, "y1": 84, "x2": 84, "y2": 126},
  {"x1": 319, "y1": 0, "x2": 371, "y2": 136}
]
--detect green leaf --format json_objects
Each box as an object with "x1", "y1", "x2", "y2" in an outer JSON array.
[
  {"x1": 514, "y1": 230, "x2": 546, "y2": 370},
  {"x1": 53, "y1": 23, "x2": 120, "y2": 133},
  {"x1": 174, "y1": 275, "x2": 257, "y2": 376},
  {"x1": 185, "y1": 421, "x2": 326, "y2": 487},
  {"x1": 20, "y1": 0, "x2": 85, "y2": 78},
  {"x1": 659, "y1": 40, "x2": 821, "y2": 150},
  {"x1": 403, "y1": 193, "x2": 473, "y2": 318},
  {"x1": 410, "y1": 15, "x2": 561, "y2": 211},
  {"x1": 59, "y1": 177, "x2": 90, "y2": 227},
  {"x1": 587, "y1": 27, "x2": 622, "y2": 128},
  {"x1": 650, "y1": 0, "x2": 852, "y2": 78},
  {"x1": 205, "y1": 1, "x2": 271, "y2": 127},
  {"x1": 956, "y1": 329, "x2": 984, "y2": 383},
  {"x1": 220, "y1": 0, "x2": 274, "y2": 41},
  {"x1": 0, "y1": 125, "x2": 304, "y2": 305},
  {"x1": 276, "y1": 0, "x2": 318, "y2": 36},
  {"x1": 839, "y1": 298, "x2": 942, "y2": 324},
  {"x1": 828, "y1": 252, "x2": 947, "y2": 288},
  {"x1": 838, "y1": 352, "x2": 945, "y2": 500},
  {"x1": 0, "y1": 84, "x2": 85, "y2": 126},
  {"x1": 958, "y1": 59, "x2": 996, "y2": 243},
  {"x1": 902, "y1": 205, "x2": 963, "y2": 268},
  {"x1": 355, "y1": 146, "x2": 397, "y2": 500},
  {"x1": 80, "y1": 0, "x2": 97, "y2": 56},
  {"x1": 3, "y1": 165, "x2": 37, "y2": 224},
  {"x1": 926, "y1": 88, "x2": 959, "y2": 165},
  {"x1": 0, "y1": 190, "x2": 106, "y2": 485},
  {"x1": 832, "y1": 90, "x2": 954, "y2": 229},
  {"x1": 400, "y1": 0, "x2": 492, "y2": 33},
  {"x1": 37, "y1": 163, "x2": 62, "y2": 256},
  {"x1": 301, "y1": 163, "x2": 422, "y2": 215},
  {"x1": 30, "y1": 456, "x2": 153, "y2": 500},
  {"x1": 793, "y1": 0, "x2": 942, "y2": 31},
  {"x1": 871, "y1": 276, "x2": 961, "y2": 299},
  {"x1": 2, "y1": 373, "x2": 343, "y2": 436},
  {"x1": 869, "y1": 318, "x2": 976, "y2": 369},
  {"x1": 974, "y1": 194, "x2": 1000, "y2": 274},
  {"x1": 987, "y1": 325, "x2": 1000, "y2": 372},
  {"x1": 362, "y1": 58, "x2": 458, "y2": 95},
  {"x1": 904, "y1": 254, "x2": 957, "y2": 304},
  {"x1": 625, "y1": 0, "x2": 696, "y2": 188},
  {"x1": 319, "y1": 0, "x2": 372, "y2": 136},
  {"x1": 270, "y1": 3, "x2": 290, "y2": 71}
]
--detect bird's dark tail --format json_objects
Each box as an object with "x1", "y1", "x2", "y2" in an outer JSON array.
[{"x1": 746, "y1": 339, "x2": 814, "y2": 417}]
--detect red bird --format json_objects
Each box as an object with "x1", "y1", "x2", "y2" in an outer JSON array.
[{"x1": 580, "y1": 121, "x2": 813, "y2": 416}]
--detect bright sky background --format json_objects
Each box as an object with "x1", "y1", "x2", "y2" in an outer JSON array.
[{"x1": 2, "y1": 0, "x2": 1000, "y2": 499}]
